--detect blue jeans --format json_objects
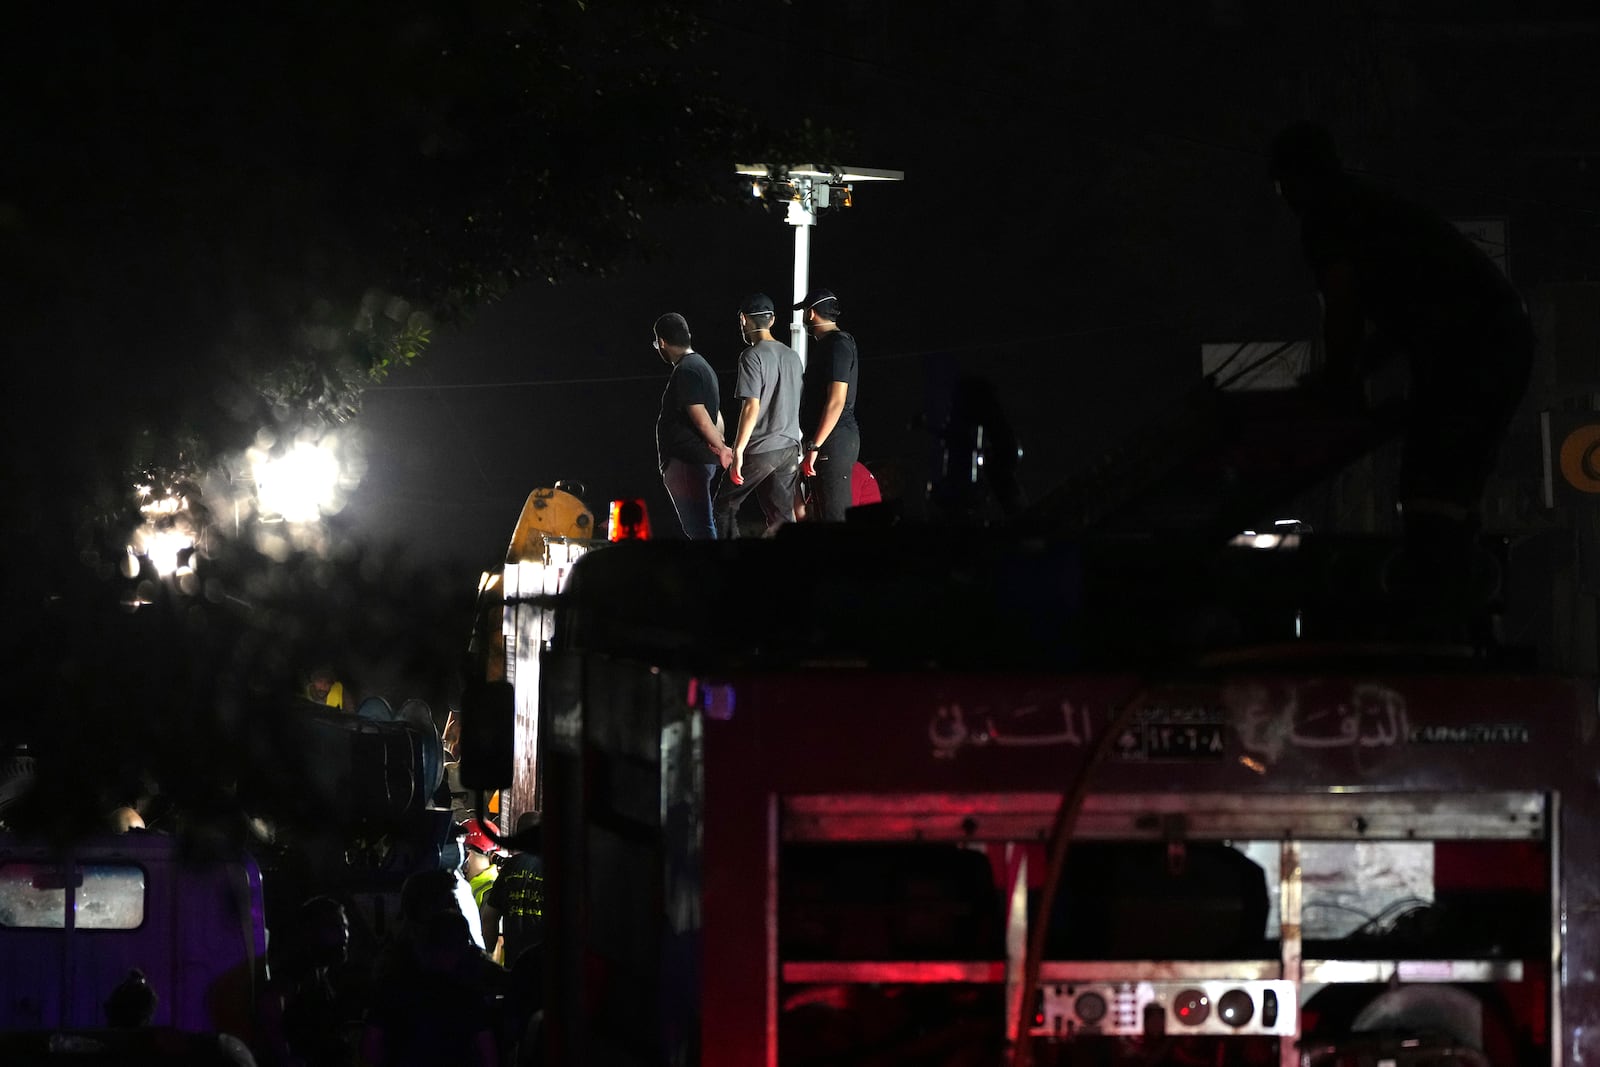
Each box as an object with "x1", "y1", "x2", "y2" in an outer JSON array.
[{"x1": 663, "y1": 459, "x2": 721, "y2": 539}]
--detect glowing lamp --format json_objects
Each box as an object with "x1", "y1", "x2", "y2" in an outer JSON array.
[
  {"x1": 608, "y1": 498, "x2": 651, "y2": 541},
  {"x1": 253, "y1": 439, "x2": 341, "y2": 524}
]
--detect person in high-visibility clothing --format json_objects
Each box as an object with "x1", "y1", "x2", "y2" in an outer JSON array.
[
  {"x1": 459, "y1": 818, "x2": 507, "y2": 953},
  {"x1": 304, "y1": 666, "x2": 348, "y2": 711}
]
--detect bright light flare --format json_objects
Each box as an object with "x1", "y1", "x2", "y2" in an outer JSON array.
[
  {"x1": 1229, "y1": 530, "x2": 1302, "y2": 551},
  {"x1": 253, "y1": 439, "x2": 342, "y2": 524},
  {"x1": 139, "y1": 494, "x2": 183, "y2": 516},
  {"x1": 127, "y1": 488, "x2": 196, "y2": 579},
  {"x1": 134, "y1": 526, "x2": 196, "y2": 578}
]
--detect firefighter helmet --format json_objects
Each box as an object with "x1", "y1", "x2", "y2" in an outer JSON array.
[{"x1": 461, "y1": 818, "x2": 507, "y2": 857}]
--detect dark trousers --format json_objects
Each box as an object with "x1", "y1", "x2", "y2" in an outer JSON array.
[
  {"x1": 808, "y1": 423, "x2": 860, "y2": 522},
  {"x1": 714, "y1": 446, "x2": 799, "y2": 538}
]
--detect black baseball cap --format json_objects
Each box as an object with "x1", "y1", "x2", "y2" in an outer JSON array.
[
  {"x1": 793, "y1": 288, "x2": 839, "y2": 312},
  {"x1": 740, "y1": 292, "x2": 775, "y2": 316}
]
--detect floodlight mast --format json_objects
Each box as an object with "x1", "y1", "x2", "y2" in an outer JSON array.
[{"x1": 736, "y1": 163, "x2": 904, "y2": 367}]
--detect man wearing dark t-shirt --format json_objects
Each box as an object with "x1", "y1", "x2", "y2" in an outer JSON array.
[
  {"x1": 654, "y1": 312, "x2": 733, "y2": 539},
  {"x1": 484, "y1": 811, "x2": 545, "y2": 969},
  {"x1": 794, "y1": 288, "x2": 861, "y2": 522},
  {"x1": 1270, "y1": 121, "x2": 1533, "y2": 608}
]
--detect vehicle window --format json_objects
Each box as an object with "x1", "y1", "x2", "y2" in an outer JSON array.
[
  {"x1": 0, "y1": 863, "x2": 68, "y2": 927},
  {"x1": 78, "y1": 866, "x2": 147, "y2": 929},
  {"x1": 1238, "y1": 841, "x2": 1433, "y2": 940},
  {"x1": 0, "y1": 863, "x2": 146, "y2": 930}
]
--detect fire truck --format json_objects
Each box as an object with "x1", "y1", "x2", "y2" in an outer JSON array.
[{"x1": 463, "y1": 391, "x2": 1599, "y2": 1067}]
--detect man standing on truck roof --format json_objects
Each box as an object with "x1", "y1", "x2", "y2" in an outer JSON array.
[
  {"x1": 654, "y1": 312, "x2": 733, "y2": 539},
  {"x1": 1270, "y1": 120, "x2": 1533, "y2": 617},
  {"x1": 794, "y1": 288, "x2": 862, "y2": 523},
  {"x1": 714, "y1": 292, "x2": 804, "y2": 537}
]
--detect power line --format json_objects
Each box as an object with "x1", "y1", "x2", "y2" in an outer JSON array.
[
  {"x1": 414, "y1": 366, "x2": 498, "y2": 490},
  {"x1": 365, "y1": 303, "x2": 1313, "y2": 395},
  {"x1": 368, "y1": 372, "x2": 665, "y2": 391}
]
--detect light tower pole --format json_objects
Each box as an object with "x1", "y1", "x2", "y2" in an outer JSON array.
[{"x1": 735, "y1": 163, "x2": 904, "y2": 368}]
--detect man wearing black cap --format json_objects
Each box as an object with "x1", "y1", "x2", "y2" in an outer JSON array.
[
  {"x1": 653, "y1": 312, "x2": 732, "y2": 539},
  {"x1": 1270, "y1": 120, "x2": 1533, "y2": 617},
  {"x1": 794, "y1": 288, "x2": 861, "y2": 522},
  {"x1": 713, "y1": 293, "x2": 803, "y2": 537}
]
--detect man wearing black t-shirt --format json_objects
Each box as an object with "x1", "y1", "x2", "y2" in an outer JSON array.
[
  {"x1": 654, "y1": 312, "x2": 733, "y2": 539},
  {"x1": 1271, "y1": 121, "x2": 1533, "y2": 609},
  {"x1": 484, "y1": 811, "x2": 545, "y2": 969},
  {"x1": 794, "y1": 288, "x2": 861, "y2": 522}
]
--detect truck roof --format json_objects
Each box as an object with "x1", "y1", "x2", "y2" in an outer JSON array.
[{"x1": 552, "y1": 526, "x2": 1520, "y2": 675}]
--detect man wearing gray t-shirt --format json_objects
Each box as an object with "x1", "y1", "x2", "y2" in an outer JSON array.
[{"x1": 714, "y1": 292, "x2": 803, "y2": 538}]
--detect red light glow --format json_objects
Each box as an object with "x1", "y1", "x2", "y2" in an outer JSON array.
[{"x1": 608, "y1": 498, "x2": 651, "y2": 541}]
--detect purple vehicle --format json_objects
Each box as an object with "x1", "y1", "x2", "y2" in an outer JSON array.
[{"x1": 0, "y1": 831, "x2": 267, "y2": 1041}]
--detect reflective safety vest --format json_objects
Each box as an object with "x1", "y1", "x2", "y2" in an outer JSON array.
[{"x1": 469, "y1": 867, "x2": 497, "y2": 908}]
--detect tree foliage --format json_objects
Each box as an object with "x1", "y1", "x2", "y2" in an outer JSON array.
[{"x1": 11, "y1": 2, "x2": 771, "y2": 435}]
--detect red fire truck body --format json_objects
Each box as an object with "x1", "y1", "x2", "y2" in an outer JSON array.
[{"x1": 492, "y1": 529, "x2": 1598, "y2": 1066}]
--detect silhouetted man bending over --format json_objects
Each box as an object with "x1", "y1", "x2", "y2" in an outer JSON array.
[{"x1": 1270, "y1": 121, "x2": 1533, "y2": 613}]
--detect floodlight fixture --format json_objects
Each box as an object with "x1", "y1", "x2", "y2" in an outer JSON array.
[
  {"x1": 252, "y1": 437, "x2": 343, "y2": 524},
  {"x1": 736, "y1": 162, "x2": 904, "y2": 365}
]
